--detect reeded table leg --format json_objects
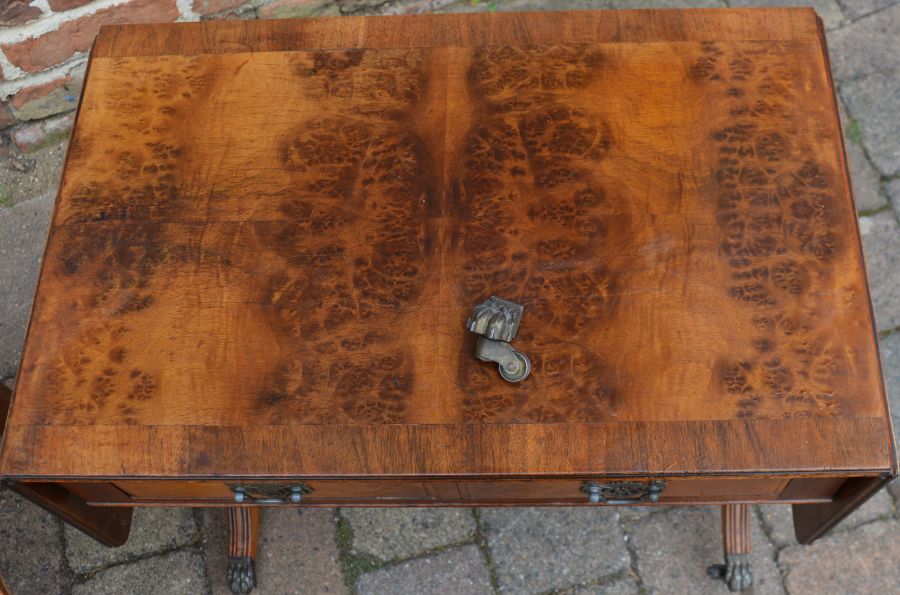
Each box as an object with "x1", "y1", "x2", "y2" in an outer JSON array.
[
  {"x1": 708, "y1": 504, "x2": 753, "y2": 591},
  {"x1": 227, "y1": 507, "x2": 260, "y2": 594}
]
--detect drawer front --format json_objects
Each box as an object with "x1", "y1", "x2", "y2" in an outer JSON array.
[
  {"x1": 102, "y1": 476, "x2": 824, "y2": 506},
  {"x1": 457, "y1": 478, "x2": 788, "y2": 502},
  {"x1": 114, "y1": 480, "x2": 461, "y2": 502}
]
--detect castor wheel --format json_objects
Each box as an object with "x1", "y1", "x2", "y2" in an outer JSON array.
[{"x1": 498, "y1": 350, "x2": 531, "y2": 383}]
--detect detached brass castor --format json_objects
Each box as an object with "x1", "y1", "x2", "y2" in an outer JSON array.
[{"x1": 467, "y1": 296, "x2": 531, "y2": 383}]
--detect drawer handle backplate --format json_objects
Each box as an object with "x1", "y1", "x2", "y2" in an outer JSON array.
[
  {"x1": 228, "y1": 484, "x2": 311, "y2": 504},
  {"x1": 581, "y1": 480, "x2": 666, "y2": 504}
]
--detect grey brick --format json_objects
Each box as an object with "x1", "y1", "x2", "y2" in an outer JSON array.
[
  {"x1": 603, "y1": 0, "x2": 724, "y2": 7},
  {"x1": 846, "y1": 141, "x2": 887, "y2": 212},
  {"x1": 859, "y1": 212, "x2": 900, "y2": 330},
  {"x1": 201, "y1": 508, "x2": 347, "y2": 595},
  {"x1": 830, "y1": 4, "x2": 900, "y2": 82},
  {"x1": 779, "y1": 519, "x2": 900, "y2": 594},
  {"x1": 616, "y1": 505, "x2": 658, "y2": 525},
  {"x1": 886, "y1": 178, "x2": 900, "y2": 210},
  {"x1": 356, "y1": 544, "x2": 492, "y2": 595},
  {"x1": 831, "y1": 5, "x2": 900, "y2": 175},
  {"x1": 730, "y1": 0, "x2": 844, "y2": 28},
  {"x1": 629, "y1": 506, "x2": 784, "y2": 595},
  {"x1": 65, "y1": 507, "x2": 198, "y2": 574},
  {"x1": 837, "y1": 0, "x2": 896, "y2": 19},
  {"x1": 561, "y1": 574, "x2": 640, "y2": 594},
  {"x1": 341, "y1": 508, "x2": 475, "y2": 561},
  {"x1": 438, "y1": 0, "x2": 724, "y2": 13},
  {"x1": 481, "y1": 507, "x2": 630, "y2": 594},
  {"x1": 0, "y1": 488, "x2": 63, "y2": 595},
  {"x1": 759, "y1": 490, "x2": 894, "y2": 547},
  {"x1": 880, "y1": 331, "x2": 900, "y2": 453},
  {"x1": 0, "y1": 192, "x2": 53, "y2": 379},
  {"x1": 840, "y1": 73, "x2": 900, "y2": 177},
  {"x1": 72, "y1": 549, "x2": 207, "y2": 595}
]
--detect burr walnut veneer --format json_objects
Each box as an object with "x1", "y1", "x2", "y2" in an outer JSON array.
[{"x1": 0, "y1": 8, "x2": 895, "y2": 592}]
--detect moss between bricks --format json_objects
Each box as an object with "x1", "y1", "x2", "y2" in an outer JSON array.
[
  {"x1": 27, "y1": 125, "x2": 73, "y2": 155},
  {"x1": 334, "y1": 509, "x2": 490, "y2": 593},
  {"x1": 471, "y1": 509, "x2": 501, "y2": 593},
  {"x1": 334, "y1": 512, "x2": 387, "y2": 594},
  {"x1": 846, "y1": 118, "x2": 863, "y2": 146}
]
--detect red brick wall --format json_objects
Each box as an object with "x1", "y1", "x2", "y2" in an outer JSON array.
[{"x1": 0, "y1": 0, "x2": 436, "y2": 152}]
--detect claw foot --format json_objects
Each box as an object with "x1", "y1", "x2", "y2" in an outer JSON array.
[
  {"x1": 227, "y1": 557, "x2": 256, "y2": 594},
  {"x1": 708, "y1": 553, "x2": 752, "y2": 591}
]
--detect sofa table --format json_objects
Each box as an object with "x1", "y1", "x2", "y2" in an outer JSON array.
[{"x1": 0, "y1": 8, "x2": 895, "y2": 593}]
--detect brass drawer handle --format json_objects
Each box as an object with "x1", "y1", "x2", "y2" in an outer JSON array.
[
  {"x1": 467, "y1": 296, "x2": 531, "y2": 383},
  {"x1": 228, "y1": 484, "x2": 310, "y2": 504},
  {"x1": 581, "y1": 480, "x2": 666, "y2": 504}
]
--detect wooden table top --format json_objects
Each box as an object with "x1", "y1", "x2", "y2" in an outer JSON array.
[{"x1": 2, "y1": 9, "x2": 895, "y2": 480}]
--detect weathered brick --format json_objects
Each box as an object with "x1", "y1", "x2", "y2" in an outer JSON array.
[
  {"x1": 887, "y1": 179, "x2": 900, "y2": 210},
  {"x1": 66, "y1": 507, "x2": 198, "y2": 574},
  {"x1": 12, "y1": 111, "x2": 74, "y2": 152},
  {"x1": 10, "y1": 68, "x2": 85, "y2": 121},
  {"x1": 193, "y1": 0, "x2": 249, "y2": 15},
  {"x1": 356, "y1": 545, "x2": 492, "y2": 595},
  {"x1": 0, "y1": 489, "x2": 64, "y2": 595},
  {"x1": 0, "y1": 1, "x2": 42, "y2": 26},
  {"x1": 837, "y1": 0, "x2": 894, "y2": 19},
  {"x1": 342, "y1": 508, "x2": 476, "y2": 561},
  {"x1": 481, "y1": 507, "x2": 630, "y2": 594},
  {"x1": 729, "y1": 0, "x2": 844, "y2": 28},
  {"x1": 779, "y1": 519, "x2": 900, "y2": 594},
  {"x1": 72, "y1": 549, "x2": 208, "y2": 595},
  {"x1": 831, "y1": 5, "x2": 900, "y2": 176},
  {"x1": 2, "y1": 0, "x2": 180, "y2": 74},
  {"x1": 49, "y1": 0, "x2": 97, "y2": 10},
  {"x1": 629, "y1": 506, "x2": 784, "y2": 595},
  {"x1": 0, "y1": 102, "x2": 14, "y2": 129},
  {"x1": 845, "y1": 141, "x2": 886, "y2": 212},
  {"x1": 859, "y1": 212, "x2": 900, "y2": 330},
  {"x1": 879, "y1": 331, "x2": 900, "y2": 454},
  {"x1": 258, "y1": 0, "x2": 340, "y2": 18},
  {"x1": 759, "y1": 491, "x2": 895, "y2": 547}
]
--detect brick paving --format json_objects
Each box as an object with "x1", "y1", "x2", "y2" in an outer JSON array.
[{"x1": 1, "y1": 1, "x2": 899, "y2": 593}]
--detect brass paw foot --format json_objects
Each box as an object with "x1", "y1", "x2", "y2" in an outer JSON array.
[
  {"x1": 708, "y1": 554, "x2": 752, "y2": 591},
  {"x1": 227, "y1": 557, "x2": 256, "y2": 594}
]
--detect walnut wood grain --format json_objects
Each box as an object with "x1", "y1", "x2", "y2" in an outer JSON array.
[
  {"x1": 723, "y1": 503, "x2": 751, "y2": 555},
  {"x1": 0, "y1": 10, "x2": 894, "y2": 486},
  {"x1": 0, "y1": 385, "x2": 132, "y2": 547}
]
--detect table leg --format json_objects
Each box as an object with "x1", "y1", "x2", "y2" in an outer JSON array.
[
  {"x1": 707, "y1": 504, "x2": 752, "y2": 591},
  {"x1": 227, "y1": 507, "x2": 260, "y2": 594}
]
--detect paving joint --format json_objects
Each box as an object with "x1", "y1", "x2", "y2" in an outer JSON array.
[
  {"x1": 541, "y1": 568, "x2": 638, "y2": 595},
  {"x1": 334, "y1": 509, "x2": 387, "y2": 594},
  {"x1": 619, "y1": 522, "x2": 647, "y2": 594},
  {"x1": 192, "y1": 508, "x2": 215, "y2": 594},
  {"x1": 753, "y1": 505, "x2": 791, "y2": 592},
  {"x1": 470, "y1": 508, "x2": 502, "y2": 594}
]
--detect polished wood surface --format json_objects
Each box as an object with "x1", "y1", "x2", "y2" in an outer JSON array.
[
  {"x1": 0, "y1": 9, "x2": 894, "y2": 480},
  {"x1": 723, "y1": 504, "x2": 751, "y2": 555},
  {"x1": 0, "y1": 385, "x2": 132, "y2": 547}
]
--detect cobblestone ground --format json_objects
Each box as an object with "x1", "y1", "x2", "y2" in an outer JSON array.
[{"x1": 1, "y1": 1, "x2": 899, "y2": 593}]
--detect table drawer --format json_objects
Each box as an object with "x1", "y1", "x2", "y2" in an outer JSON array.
[{"x1": 101, "y1": 475, "x2": 835, "y2": 506}]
